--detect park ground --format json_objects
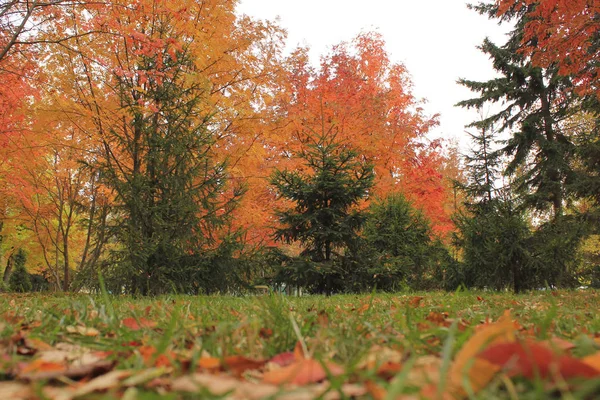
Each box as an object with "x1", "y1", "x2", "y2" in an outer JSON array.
[{"x1": 1, "y1": 290, "x2": 600, "y2": 399}]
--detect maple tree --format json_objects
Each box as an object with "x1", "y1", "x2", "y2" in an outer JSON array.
[{"x1": 495, "y1": 0, "x2": 600, "y2": 97}]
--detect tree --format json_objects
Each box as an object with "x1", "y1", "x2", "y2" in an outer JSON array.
[
  {"x1": 271, "y1": 133, "x2": 374, "y2": 294},
  {"x1": 458, "y1": 3, "x2": 580, "y2": 220},
  {"x1": 452, "y1": 195, "x2": 531, "y2": 292},
  {"x1": 495, "y1": 0, "x2": 600, "y2": 98},
  {"x1": 268, "y1": 33, "x2": 456, "y2": 237},
  {"x1": 362, "y1": 193, "x2": 451, "y2": 291},
  {"x1": 8, "y1": 248, "x2": 32, "y2": 292},
  {"x1": 30, "y1": 0, "x2": 287, "y2": 294}
]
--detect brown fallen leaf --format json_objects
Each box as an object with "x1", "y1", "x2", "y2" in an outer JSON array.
[
  {"x1": 71, "y1": 369, "x2": 133, "y2": 398},
  {"x1": 0, "y1": 381, "x2": 33, "y2": 400},
  {"x1": 262, "y1": 358, "x2": 343, "y2": 385},
  {"x1": 223, "y1": 355, "x2": 266, "y2": 377},
  {"x1": 409, "y1": 296, "x2": 424, "y2": 308}
]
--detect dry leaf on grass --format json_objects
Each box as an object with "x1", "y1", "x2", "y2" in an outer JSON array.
[
  {"x1": 263, "y1": 358, "x2": 344, "y2": 385},
  {"x1": 478, "y1": 341, "x2": 600, "y2": 380}
]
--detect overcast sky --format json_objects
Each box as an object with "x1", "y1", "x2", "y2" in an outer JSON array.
[{"x1": 236, "y1": 0, "x2": 511, "y2": 151}]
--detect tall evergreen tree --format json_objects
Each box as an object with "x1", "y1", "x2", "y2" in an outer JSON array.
[
  {"x1": 97, "y1": 27, "x2": 243, "y2": 295},
  {"x1": 271, "y1": 134, "x2": 374, "y2": 294},
  {"x1": 457, "y1": 2, "x2": 580, "y2": 220}
]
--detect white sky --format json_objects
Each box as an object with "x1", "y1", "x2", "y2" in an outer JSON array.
[{"x1": 236, "y1": 0, "x2": 511, "y2": 151}]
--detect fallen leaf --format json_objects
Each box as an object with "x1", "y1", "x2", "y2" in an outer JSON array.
[
  {"x1": 66, "y1": 325, "x2": 100, "y2": 337},
  {"x1": 583, "y1": 351, "x2": 600, "y2": 372},
  {"x1": 270, "y1": 352, "x2": 295, "y2": 367},
  {"x1": 448, "y1": 310, "x2": 517, "y2": 396},
  {"x1": 262, "y1": 358, "x2": 343, "y2": 385},
  {"x1": 409, "y1": 296, "x2": 424, "y2": 308},
  {"x1": 478, "y1": 341, "x2": 600, "y2": 380},
  {"x1": 122, "y1": 317, "x2": 157, "y2": 331},
  {"x1": 223, "y1": 355, "x2": 266, "y2": 377},
  {"x1": 71, "y1": 369, "x2": 132, "y2": 398}
]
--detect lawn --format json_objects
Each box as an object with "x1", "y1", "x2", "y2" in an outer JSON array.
[{"x1": 1, "y1": 290, "x2": 600, "y2": 399}]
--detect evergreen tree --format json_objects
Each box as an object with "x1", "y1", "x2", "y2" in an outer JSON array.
[
  {"x1": 271, "y1": 134, "x2": 374, "y2": 294},
  {"x1": 458, "y1": 2, "x2": 580, "y2": 220},
  {"x1": 98, "y1": 29, "x2": 243, "y2": 295},
  {"x1": 8, "y1": 249, "x2": 32, "y2": 293},
  {"x1": 362, "y1": 193, "x2": 451, "y2": 291}
]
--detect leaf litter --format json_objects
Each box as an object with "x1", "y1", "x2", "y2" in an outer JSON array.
[{"x1": 1, "y1": 292, "x2": 600, "y2": 399}]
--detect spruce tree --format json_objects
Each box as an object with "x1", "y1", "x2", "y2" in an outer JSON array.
[
  {"x1": 97, "y1": 29, "x2": 242, "y2": 295},
  {"x1": 271, "y1": 134, "x2": 374, "y2": 294},
  {"x1": 458, "y1": 2, "x2": 580, "y2": 220},
  {"x1": 362, "y1": 193, "x2": 450, "y2": 291}
]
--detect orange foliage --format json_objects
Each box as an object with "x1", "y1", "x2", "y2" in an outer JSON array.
[
  {"x1": 496, "y1": 0, "x2": 600, "y2": 97},
  {"x1": 258, "y1": 33, "x2": 456, "y2": 237}
]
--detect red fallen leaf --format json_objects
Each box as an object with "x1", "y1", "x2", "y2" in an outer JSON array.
[
  {"x1": 409, "y1": 296, "x2": 424, "y2": 308},
  {"x1": 262, "y1": 358, "x2": 343, "y2": 385},
  {"x1": 477, "y1": 296, "x2": 485, "y2": 302},
  {"x1": 121, "y1": 341, "x2": 143, "y2": 347},
  {"x1": 122, "y1": 317, "x2": 157, "y2": 331},
  {"x1": 223, "y1": 356, "x2": 266, "y2": 377},
  {"x1": 477, "y1": 341, "x2": 600, "y2": 380},
  {"x1": 270, "y1": 352, "x2": 295, "y2": 367}
]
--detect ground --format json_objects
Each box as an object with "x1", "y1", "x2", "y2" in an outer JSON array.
[{"x1": 1, "y1": 290, "x2": 600, "y2": 399}]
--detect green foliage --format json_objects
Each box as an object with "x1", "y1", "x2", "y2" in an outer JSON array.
[
  {"x1": 96, "y1": 43, "x2": 244, "y2": 295},
  {"x1": 451, "y1": 198, "x2": 531, "y2": 292},
  {"x1": 271, "y1": 134, "x2": 375, "y2": 294},
  {"x1": 9, "y1": 249, "x2": 32, "y2": 293},
  {"x1": 360, "y1": 193, "x2": 452, "y2": 291},
  {"x1": 458, "y1": 3, "x2": 579, "y2": 219}
]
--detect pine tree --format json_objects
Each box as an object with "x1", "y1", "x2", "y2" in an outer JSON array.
[{"x1": 271, "y1": 134, "x2": 374, "y2": 294}]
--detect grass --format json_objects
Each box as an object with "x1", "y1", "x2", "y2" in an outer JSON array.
[{"x1": 1, "y1": 289, "x2": 600, "y2": 399}]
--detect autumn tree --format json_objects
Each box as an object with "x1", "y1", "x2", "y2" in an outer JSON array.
[
  {"x1": 495, "y1": 0, "x2": 600, "y2": 98},
  {"x1": 271, "y1": 134, "x2": 374, "y2": 295},
  {"x1": 459, "y1": 3, "x2": 580, "y2": 220},
  {"x1": 268, "y1": 33, "x2": 455, "y2": 237},
  {"x1": 30, "y1": 0, "x2": 287, "y2": 294}
]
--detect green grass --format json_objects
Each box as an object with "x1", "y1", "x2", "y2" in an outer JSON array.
[{"x1": 1, "y1": 290, "x2": 600, "y2": 399}]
